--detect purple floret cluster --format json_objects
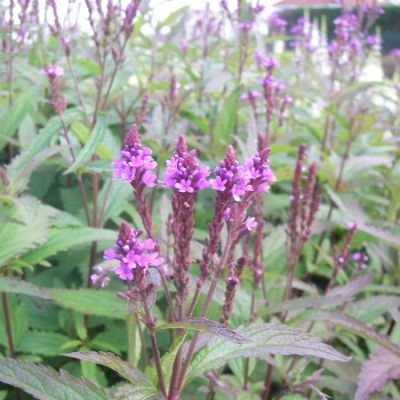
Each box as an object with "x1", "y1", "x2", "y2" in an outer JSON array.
[
  {"x1": 209, "y1": 148, "x2": 275, "y2": 202},
  {"x1": 112, "y1": 125, "x2": 157, "y2": 187},
  {"x1": 104, "y1": 221, "x2": 163, "y2": 283},
  {"x1": 163, "y1": 137, "x2": 210, "y2": 193}
]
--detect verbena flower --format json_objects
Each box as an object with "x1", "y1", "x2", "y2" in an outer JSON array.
[
  {"x1": 104, "y1": 221, "x2": 163, "y2": 283},
  {"x1": 163, "y1": 136, "x2": 210, "y2": 193},
  {"x1": 244, "y1": 216, "x2": 257, "y2": 231},
  {"x1": 391, "y1": 49, "x2": 400, "y2": 58},
  {"x1": 113, "y1": 124, "x2": 157, "y2": 187},
  {"x1": 40, "y1": 64, "x2": 66, "y2": 115},
  {"x1": 352, "y1": 251, "x2": 369, "y2": 270},
  {"x1": 40, "y1": 64, "x2": 64, "y2": 78},
  {"x1": 367, "y1": 35, "x2": 379, "y2": 46},
  {"x1": 268, "y1": 13, "x2": 287, "y2": 29},
  {"x1": 210, "y1": 148, "x2": 275, "y2": 202},
  {"x1": 235, "y1": 151, "x2": 276, "y2": 199}
]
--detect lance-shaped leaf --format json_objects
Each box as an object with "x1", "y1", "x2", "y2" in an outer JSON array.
[
  {"x1": 262, "y1": 275, "x2": 372, "y2": 315},
  {"x1": 186, "y1": 323, "x2": 349, "y2": 382},
  {"x1": 65, "y1": 351, "x2": 152, "y2": 386},
  {"x1": 14, "y1": 108, "x2": 83, "y2": 170},
  {"x1": 19, "y1": 331, "x2": 70, "y2": 356},
  {"x1": 49, "y1": 289, "x2": 126, "y2": 319},
  {"x1": 0, "y1": 359, "x2": 109, "y2": 400},
  {"x1": 309, "y1": 311, "x2": 400, "y2": 357},
  {"x1": 0, "y1": 277, "x2": 51, "y2": 300},
  {"x1": 156, "y1": 318, "x2": 250, "y2": 344},
  {"x1": 22, "y1": 227, "x2": 116, "y2": 265},
  {"x1": 0, "y1": 91, "x2": 35, "y2": 151},
  {"x1": 112, "y1": 384, "x2": 159, "y2": 400},
  {"x1": 355, "y1": 348, "x2": 400, "y2": 400},
  {"x1": 213, "y1": 88, "x2": 240, "y2": 157},
  {"x1": 65, "y1": 113, "x2": 107, "y2": 174}
]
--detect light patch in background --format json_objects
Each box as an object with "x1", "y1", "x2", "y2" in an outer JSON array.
[{"x1": 39, "y1": 0, "x2": 280, "y2": 30}]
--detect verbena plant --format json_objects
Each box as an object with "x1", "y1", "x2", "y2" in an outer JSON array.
[{"x1": 0, "y1": 1, "x2": 400, "y2": 399}]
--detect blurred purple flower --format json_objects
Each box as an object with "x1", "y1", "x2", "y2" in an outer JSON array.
[
  {"x1": 391, "y1": 49, "x2": 400, "y2": 58},
  {"x1": 268, "y1": 13, "x2": 287, "y2": 28},
  {"x1": 367, "y1": 35, "x2": 380, "y2": 46},
  {"x1": 40, "y1": 64, "x2": 64, "y2": 78},
  {"x1": 244, "y1": 216, "x2": 257, "y2": 231}
]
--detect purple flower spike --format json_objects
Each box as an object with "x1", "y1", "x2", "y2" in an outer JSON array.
[
  {"x1": 103, "y1": 221, "x2": 163, "y2": 285},
  {"x1": 113, "y1": 124, "x2": 157, "y2": 187},
  {"x1": 163, "y1": 136, "x2": 210, "y2": 193}
]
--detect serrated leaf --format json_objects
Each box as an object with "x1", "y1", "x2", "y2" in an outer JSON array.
[
  {"x1": 0, "y1": 197, "x2": 57, "y2": 267},
  {"x1": 112, "y1": 384, "x2": 158, "y2": 400},
  {"x1": 65, "y1": 351, "x2": 152, "y2": 386},
  {"x1": 49, "y1": 289, "x2": 126, "y2": 319},
  {"x1": 65, "y1": 114, "x2": 107, "y2": 174},
  {"x1": 22, "y1": 227, "x2": 116, "y2": 265},
  {"x1": 0, "y1": 277, "x2": 51, "y2": 299},
  {"x1": 0, "y1": 359, "x2": 108, "y2": 400},
  {"x1": 19, "y1": 331, "x2": 69, "y2": 356},
  {"x1": 186, "y1": 322, "x2": 349, "y2": 383},
  {"x1": 262, "y1": 275, "x2": 372, "y2": 315},
  {"x1": 156, "y1": 318, "x2": 250, "y2": 344},
  {"x1": 355, "y1": 348, "x2": 400, "y2": 400},
  {"x1": 0, "y1": 91, "x2": 35, "y2": 151}
]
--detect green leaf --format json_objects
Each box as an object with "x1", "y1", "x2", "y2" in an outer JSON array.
[
  {"x1": 156, "y1": 318, "x2": 250, "y2": 344},
  {"x1": 308, "y1": 311, "x2": 400, "y2": 358},
  {"x1": 186, "y1": 322, "x2": 349, "y2": 383},
  {"x1": 8, "y1": 146, "x2": 63, "y2": 194},
  {"x1": 14, "y1": 108, "x2": 83, "y2": 171},
  {"x1": 213, "y1": 88, "x2": 240, "y2": 157},
  {"x1": 0, "y1": 91, "x2": 35, "y2": 151},
  {"x1": 49, "y1": 289, "x2": 126, "y2": 320},
  {"x1": 347, "y1": 295, "x2": 400, "y2": 323},
  {"x1": 160, "y1": 334, "x2": 186, "y2": 388},
  {"x1": 65, "y1": 351, "x2": 152, "y2": 386},
  {"x1": 159, "y1": 6, "x2": 188, "y2": 27},
  {"x1": 0, "y1": 277, "x2": 51, "y2": 300},
  {"x1": 0, "y1": 197, "x2": 57, "y2": 267},
  {"x1": 22, "y1": 227, "x2": 116, "y2": 265},
  {"x1": 0, "y1": 296, "x2": 28, "y2": 350},
  {"x1": 262, "y1": 275, "x2": 373, "y2": 315},
  {"x1": 18, "y1": 331, "x2": 69, "y2": 356},
  {"x1": 112, "y1": 384, "x2": 158, "y2": 400},
  {"x1": 126, "y1": 312, "x2": 141, "y2": 366},
  {"x1": 65, "y1": 114, "x2": 107, "y2": 174},
  {"x1": 70, "y1": 121, "x2": 113, "y2": 161},
  {"x1": 0, "y1": 359, "x2": 109, "y2": 400}
]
